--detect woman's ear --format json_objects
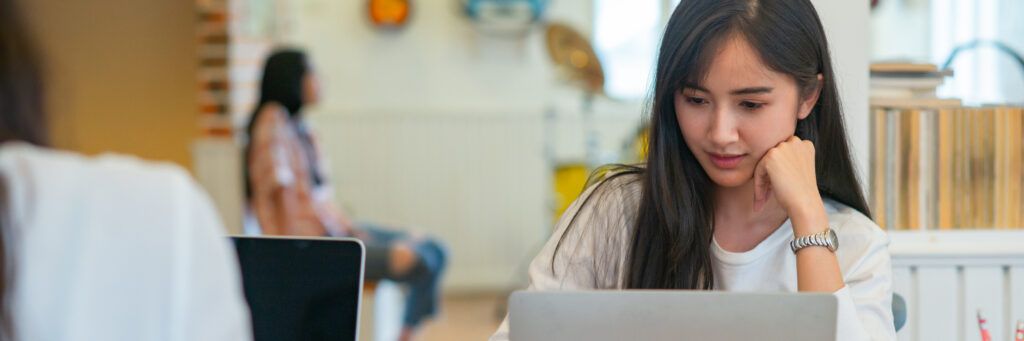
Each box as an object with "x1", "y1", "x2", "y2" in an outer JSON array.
[{"x1": 797, "y1": 74, "x2": 824, "y2": 120}]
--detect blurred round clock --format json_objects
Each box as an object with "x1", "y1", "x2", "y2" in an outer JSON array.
[{"x1": 368, "y1": 0, "x2": 411, "y2": 27}]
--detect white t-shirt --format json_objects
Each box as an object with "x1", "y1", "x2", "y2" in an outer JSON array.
[
  {"x1": 491, "y1": 174, "x2": 896, "y2": 341},
  {"x1": 0, "y1": 142, "x2": 252, "y2": 340}
]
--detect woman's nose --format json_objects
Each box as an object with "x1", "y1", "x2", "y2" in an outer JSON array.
[{"x1": 708, "y1": 108, "x2": 739, "y2": 146}]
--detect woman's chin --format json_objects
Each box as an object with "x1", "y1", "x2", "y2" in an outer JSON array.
[{"x1": 707, "y1": 170, "x2": 753, "y2": 188}]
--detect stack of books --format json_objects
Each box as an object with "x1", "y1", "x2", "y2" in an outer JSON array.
[
  {"x1": 870, "y1": 62, "x2": 961, "y2": 108},
  {"x1": 871, "y1": 105, "x2": 1024, "y2": 230}
]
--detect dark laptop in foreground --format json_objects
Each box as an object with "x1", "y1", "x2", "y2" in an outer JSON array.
[
  {"x1": 232, "y1": 236, "x2": 365, "y2": 341},
  {"x1": 510, "y1": 290, "x2": 837, "y2": 341}
]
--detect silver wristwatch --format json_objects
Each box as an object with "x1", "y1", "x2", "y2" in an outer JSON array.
[{"x1": 790, "y1": 228, "x2": 839, "y2": 253}]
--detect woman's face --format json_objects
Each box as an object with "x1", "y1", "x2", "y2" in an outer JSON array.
[
  {"x1": 302, "y1": 71, "x2": 321, "y2": 106},
  {"x1": 674, "y1": 34, "x2": 818, "y2": 189}
]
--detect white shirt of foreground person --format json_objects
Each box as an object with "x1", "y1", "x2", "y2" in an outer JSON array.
[
  {"x1": 0, "y1": 142, "x2": 252, "y2": 340},
  {"x1": 491, "y1": 174, "x2": 896, "y2": 341}
]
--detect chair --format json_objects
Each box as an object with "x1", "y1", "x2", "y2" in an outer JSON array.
[{"x1": 893, "y1": 293, "x2": 907, "y2": 332}]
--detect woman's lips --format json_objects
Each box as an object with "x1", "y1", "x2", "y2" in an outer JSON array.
[{"x1": 708, "y1": 153, "x2": 746, "y2": 169}]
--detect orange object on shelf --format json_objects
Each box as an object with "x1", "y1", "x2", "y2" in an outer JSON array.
[{"x1": 368, "y1": 0, "x2": 411, "y2": 27}]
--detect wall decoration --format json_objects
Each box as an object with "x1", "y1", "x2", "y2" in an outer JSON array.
[
  {"x1": 369, "y1": 0, "x2": 412, "y2": 28},
  {"x1": 462, "y1": 0, "x2": 547, "y2": 37}
]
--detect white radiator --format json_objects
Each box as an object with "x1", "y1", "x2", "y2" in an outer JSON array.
[
  {"x1": 890, "y1": 231, "x2": 1024, "y2": 341},
  {"x1": 308, "y1": 110, "x2": 639, "y2": 291},
  {"x1": 308, "y1": 111, "x2": 552, "y2": 292}
]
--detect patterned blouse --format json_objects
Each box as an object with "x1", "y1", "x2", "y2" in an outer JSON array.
[{"x1": 246, "y1": 104, "x2": 350, "y2": 236}]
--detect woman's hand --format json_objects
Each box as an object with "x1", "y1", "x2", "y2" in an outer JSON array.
[
  {"x1": 752, "y1": 136, "x2": 826, "y2": 234},
  {"x1": 755, "y1": 136, "x2": 844, "y2": 292}
]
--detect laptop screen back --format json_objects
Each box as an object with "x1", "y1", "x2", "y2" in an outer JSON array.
[
  {"x1": 232, "y1": 236, "x2": 365, "y2": 341},
  {"x1": 510, "y1": 290, "x2": 838, "y2": 341}
]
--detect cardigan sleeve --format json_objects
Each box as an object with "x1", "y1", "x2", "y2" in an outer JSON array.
[
  {"x1": 832, "y1": 215, "x2": 897, "y2": 341},
  {"x1": 490, "y1": 174, "x2": 640, "y2": 341}
]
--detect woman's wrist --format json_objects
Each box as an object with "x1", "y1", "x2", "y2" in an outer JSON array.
[{"x1": 789, "y1": 197, "x2": 828, "y2": 236}]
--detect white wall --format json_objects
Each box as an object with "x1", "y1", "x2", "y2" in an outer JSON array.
[
  {"x1": 281, "y1": 0, "x2": 640, "y2": 163},
  {"x1": 281, "y1": 0, "x2": 591, "y2": 115},
  {"x1": 812, "y1": 0, "x2": 872, "y2": 192}
]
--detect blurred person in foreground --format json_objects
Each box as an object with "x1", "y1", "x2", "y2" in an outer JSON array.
[{"x1": 0, "y1": 0, "x2": 252, "y2": 339}]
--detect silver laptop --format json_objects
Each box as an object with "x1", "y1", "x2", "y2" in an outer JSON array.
[{"x1": 509, "y1": 290, "x2": 837, "y2": 341}]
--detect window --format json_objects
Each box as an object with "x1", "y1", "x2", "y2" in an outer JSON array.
[
  {"x1": 593, "y1": 0, "x2": 678, "y2": 101},
  {"x1": 872, "y1": 0, "x2": 1024, "y2": 105}
]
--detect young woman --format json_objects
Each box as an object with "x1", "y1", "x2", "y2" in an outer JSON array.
[
  {"x1": 244, "y1": 49, "x2": 447, "y2": 341},
  {"x1": 0, "y1": 0, "x2": 251, "y2": 339},
  {"x1": 491, "y1": 0, "x2": 895, "y2": 340}
]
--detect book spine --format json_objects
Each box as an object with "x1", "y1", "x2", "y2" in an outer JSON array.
[
  {"x1": 937, "y1": 108, "x2": 954, "y2": 229},
  {"x1": 871, "y1": 107, "x2": 889, "y2": 229}
]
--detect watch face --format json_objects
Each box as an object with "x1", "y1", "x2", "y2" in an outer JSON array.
[{"x1": 828, "y1": 228, "x2": 839, "y2": 250}]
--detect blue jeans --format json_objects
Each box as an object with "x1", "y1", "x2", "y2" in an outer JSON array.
[{"x1": 359, "y1": 223, "x2": 447, "y2": 328}]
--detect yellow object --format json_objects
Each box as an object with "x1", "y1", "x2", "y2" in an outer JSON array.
[
  {"x1": 634, "y1": 128, "x2": 649, "y2": 161},
  {"x1": 550, "y1": 125, "x2": 648, "y2": 224},
  {"x1": 552, "y1": 164, "x2": 589, "y2": 222}
]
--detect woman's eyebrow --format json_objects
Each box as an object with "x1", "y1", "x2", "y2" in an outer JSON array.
[
  {"x1": 683, "y1": 84, "x2": 773, "y2": 95},
  {"x1": 683, "y1": 83, "x2": 709, "y2": 92},
  {"x1": 730, "y1": 87, "x2": 773, "y2": 95}
]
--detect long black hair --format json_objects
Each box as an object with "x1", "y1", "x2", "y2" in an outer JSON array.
[
  {"x1": 254, "y1": 49, "x2": 308, "y2": 116},
  {"x1": 243, "y1": 49, "x2": 322, "y2": 198},
  {"x1": 0, "y1": 0, "x2": 49, "y2": 337},
  {"x1": 556, "y1": 0, "x2": 870, "y2": 290}
]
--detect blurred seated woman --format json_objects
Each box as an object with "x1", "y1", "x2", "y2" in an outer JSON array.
[
  {"x1": 243, "y1": 49, "x2": 447, "y2": 341},
  {"x1": 0, "y1": 0, "x2": 251, "y2": 339}
]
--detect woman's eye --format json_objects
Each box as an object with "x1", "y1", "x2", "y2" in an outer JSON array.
[
  {"x1": 740, "y1": 101, "x2": 764, "y2": 110},
  {"x1": 686, "y1": 97, "x2": 708, "y2": 105}
]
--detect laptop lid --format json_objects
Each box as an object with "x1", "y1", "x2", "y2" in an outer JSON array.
[
  {"x1": 510, "y1": 290, "x2": 837, "y2": 341},
  {"x1": 232, "y1": 236, "x2": 365, "y2": 341}
]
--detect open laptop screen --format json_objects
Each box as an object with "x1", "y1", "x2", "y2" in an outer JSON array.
[{"x1": 232, "y1": 236, "x2": 365, "y2": 341}]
